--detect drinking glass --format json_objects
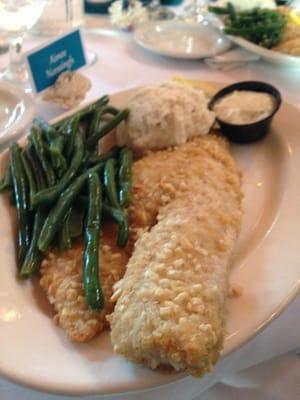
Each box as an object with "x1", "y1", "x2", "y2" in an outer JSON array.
[
  {"x1": 0, "y1": 36, "x2": 8, "y2": 55},
  {"x1": 147, "y1": 0, "x2": 175, "y2": 21},
  {"x1": 183, "y1": 0, "x2": 208, "y2": 22},
  {"x1": 32, "y1": 0, "x2": 84, "y2": 37},
  {"x1": 0, "y1": 0, "x2": 46, "y2": 91},
  {"x1": 33, "y1": 1, "x2": 97, "y2": 66}
]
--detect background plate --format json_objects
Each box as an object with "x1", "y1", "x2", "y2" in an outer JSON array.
[
  {"x1": 134, "y1": 21, "x2": 232, "y2": 59},
  {"x1": 0, "y1": 86, "x2": 299, "y2": 396},
  {"x1": 228, "y1": 35, "x2": 300, "y2": 67}
]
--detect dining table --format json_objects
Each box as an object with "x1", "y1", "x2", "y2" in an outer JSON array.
[{"x1": 0, "y1": 7, "x2": 299, "y2": 400}]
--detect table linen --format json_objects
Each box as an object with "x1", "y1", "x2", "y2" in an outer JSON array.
[{"x1": 0, "y1": 14, "x2": 299, "y2": 399}]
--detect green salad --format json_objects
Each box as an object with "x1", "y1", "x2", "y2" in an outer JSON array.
[{"x1": 209, "y1": 2, "x2": 287, "y2": 48}]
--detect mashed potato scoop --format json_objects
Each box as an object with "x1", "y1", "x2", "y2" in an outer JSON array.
[{"x1": 116, "y1": 82, "x2": 215, "y2": 151}]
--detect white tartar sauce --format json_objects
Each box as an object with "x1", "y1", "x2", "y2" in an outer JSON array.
[{"x1": 213, "y1": 90, "x2": 275, "y2": 125}]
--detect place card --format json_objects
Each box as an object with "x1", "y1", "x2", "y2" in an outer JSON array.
[{"x1": 26, "y1": 29, "x2": 88, "y2": 94}]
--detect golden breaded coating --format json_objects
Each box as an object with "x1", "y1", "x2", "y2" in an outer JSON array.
[
  {"x1": 40, "y1": 223, "x2": 129, "y2": 342},
  {"x1": 108, "y1": 135, "x2": 242, "y2": 376}
]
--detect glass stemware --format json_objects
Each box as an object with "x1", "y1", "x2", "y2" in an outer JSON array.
[
  {"x1": 0, "y1": 36, "x2": 8, "y2": 55},
  {"x1": 32, "y1": 0, "x2": 83, "y2": 37},
  {"x1": 32, "y1": 0, "x2": 97, "y2": 66},
  {"x1": 0, "y1": 0, "x2": 46, "y2": 92},
  {"x1": 182, "y1": 0, "x2": 208, "y2": 22},
  {"x1": 147, "y1": 0, "x2": 175, "y2": 21}
]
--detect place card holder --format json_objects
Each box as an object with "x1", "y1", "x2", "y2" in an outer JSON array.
[{"x1": 25, "y1": 29, "x2": 88, "y2": 94}]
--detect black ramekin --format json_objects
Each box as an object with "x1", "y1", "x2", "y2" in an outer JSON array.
[{"x1": 209, "y1": 81, "x2": 282, "y2": 144}]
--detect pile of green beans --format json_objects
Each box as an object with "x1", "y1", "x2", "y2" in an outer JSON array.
[
  {"x1": 209, "y1": 3, "x2": 287, "y2": 49},
  {"x1": 0, "y1": 96, "x2": 132, "y2": 311}
]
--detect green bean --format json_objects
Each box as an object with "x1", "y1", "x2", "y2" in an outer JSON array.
[
  {"x1": 10, "y1": 188, "x2": 16, "y2": 206},
  {"x1": 69, "y1": 206, "x2": 85, "y2": 238},
  {"x1": 76, "y1": 95, "x2": 109, "y2": 120},
  {"x1": 118, "y1": 147, "x2": 132, "y2": 208},
  {"x1": 33, "y1": 116, "x2": 57, "y2": 143},
  {"x1": 53, "y1": 95, "x2": 109, "y2": 130},
  {"x1": 56, "y1": 118, "x2": 72, "y2": 137},
  {"x1": 103, "y1": 158, "x2": 120, "y2": 209},
  {"x1": 87, "y1": 146, "x2": 120, "y2": 165},
  {"x1": 20, "y1": 207, "x2": 45, "y2": 278},
  {"x1": 33, "y1": 118, "x2": 67, "y2": 175},
  {"x1": 48, "y1": 135, "x2": 67, "y2": 176},
  {"x1": 20, "y1": 147, "x2": 47, "y2": 278},
  {"x1": 57, "y1": 208, "x2": 72, "y2": 252},
  {"x1": 103, "y1": 203, "x2": 129, "y2": 247},
  {"x1": 87, "y1": 109, "x2": 129, "y2": 148},
  {"x1": 29, "y1": 126, "x2": 56, "y2": 187},
  {"x1": 48, "y1": 133, "x2": 65, "y2": 154},
  {"x1": 37, "y1": 162, "x2": 104, "y2": 253},
  {"x1": 63, "y1": 116, "x2": 80, "y2": 160},
  {"x1": 9, "y1": 143, "x2": 31, "y2": 267},
  {"x1": 25, "y1": 144, "x2": 47, "y2": 192},
  {"x1": 0, "y1": 164, "x2": 12, "y2": 192},
  {"x1": 75, "y1": 195, "x2": 88, "y2": 208},
  {"x1": 20, "y1": 152, "x2": 37, "y2": 210},
  {"x1": 83, "y1": 172, "x2": 104, "y2": 310},
  {"x1": 88, "y1": 106, "x2": 119, "y2": 138},
  {"x1": 31, "y1": 132, "x2": 84, "y2": 208}
]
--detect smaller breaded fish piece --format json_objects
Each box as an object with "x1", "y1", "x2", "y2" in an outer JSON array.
[{"x1": 40, "y1": 223, "x2": 129, "y2": 342}]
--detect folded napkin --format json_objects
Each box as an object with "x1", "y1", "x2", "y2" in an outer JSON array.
[{"x1": 199, "y1": 352, "x2": 300, "y2": 400}]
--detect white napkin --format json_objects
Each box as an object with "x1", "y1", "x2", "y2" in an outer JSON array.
[{"x1": 199, "y1": 352, "x2": 300, "y2": 400}]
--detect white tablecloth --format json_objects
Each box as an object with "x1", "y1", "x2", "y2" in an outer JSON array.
[{"x1": 0, "y1": 14, "x2": 299, "y2": 400}]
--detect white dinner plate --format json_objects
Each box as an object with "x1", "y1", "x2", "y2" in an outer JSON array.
[
  {"x1": 0, "y1": 82, "x2": 35, "y2": 145},
  {"x1": 227, "y1": 35, "x2": 300, "y2": 67},
  {"x1": 133, "y1": 21, "x2": 232, "y2": 59},
  {"x1": 0, "y1": 85, "x2": 299, "y2": 396}
]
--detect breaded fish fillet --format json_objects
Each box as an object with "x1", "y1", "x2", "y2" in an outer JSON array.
[
  {"x1": 40, "y1": 223, "x2": 129, "y2": 342},
  {"x1": 108, "y1": 135, "x2": 242, "y2": 376}
]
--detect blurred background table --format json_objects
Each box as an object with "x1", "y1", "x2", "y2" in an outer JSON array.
[{"x1": 0, "y1": 8, "x2": 299, "y2": 400}]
